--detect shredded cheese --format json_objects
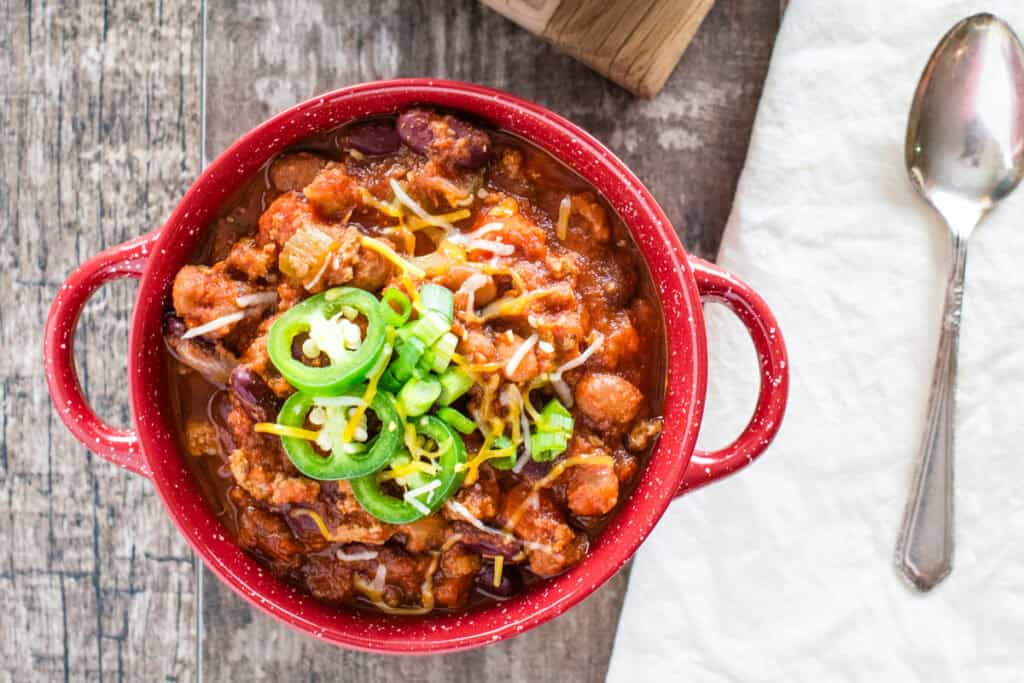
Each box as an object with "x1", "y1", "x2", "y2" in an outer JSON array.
[
  {"x1": 359, "y1": 187, "x2": 403, "y2": 218},
  {"x1": 235, "y1": 292, "x2": 277, "y2": 308},
  {"x1": 449, "y1": 221, "x2": 504, "y2": 244},
  {"x1": 549, "y1": 332, "x2": 606, "y2": 408},
  {"x1": 254, "y1": 423, "x2": 320, "y2": 441},
  {"x1": 504, "y1": 333, "x2": 538, "y2": 378},
  {"x1": 556, "y1": 196, "x2": 572, "y2": 241},
  {"x1": 337, "y1": 548, "x2": 378, "y2": 562},
  {"x1": 360, "y1": 235, "x2": 426, "y2": 278},
  {"x1": 492, "y1": 555, "x2": 505, "y2": 589},
  {"x1": 341, "y1": 341, "x2": 393, "y2": 442},
  {"x1": 289, "y1": 508, "x2": 346, "y2": 542},
  {"x1": 406, "y1": 209, "x2": 471, "y2": 231},
  {"x1": 504, "y1": 455, "x2": 616, "y2": 532},
  {"x1": 181, "y1": 311, "x2": 245, "y2": 340},
  {"x1": 465, "y1": 238, "x2": 515, "y2": 257},
  {"x1": 380, "y1": 459, "x2": 439, "y2": 481},
  {"x1": 389, "y1": 179, "x2": 457, "y2": 231},
  {"x1": 404, "y1": 478, "x2": 442, "y2": 505},
  {"x1": 477, "y1": 285, "x2": 571, "y2": 322},
  {"x1": 457, "y1": 272, "x2": 490, "y2": 314}
]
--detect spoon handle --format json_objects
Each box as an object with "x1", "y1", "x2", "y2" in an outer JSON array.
[{"x1": 896, "y1": 233, "x2": 968, "y2": 591}]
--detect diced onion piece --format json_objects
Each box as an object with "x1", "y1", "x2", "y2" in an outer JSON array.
[
  {"x1": 235, "y1": 292, "x2": 278, "y2": 308},
  {"x1": 304, "y1": 248, "x2": 335, "y2": 290},
  {"x1": 465, "y1": 239, "x2": 514, "y2": 257},
  {"x1": 389, "y1": 179, "x2": 456, "y2": 231},
  {"x1": 337, "y1": 548, "x2": 378, "y2": 562},
  {"x1": 504, "y1": 333, "x2": 538, "y2": 378},
  {"x1": 556, "y1": 196, "x2": 571, "y2": 241},
  {"x1": 181, "y1": 311, "x2": 245, "y2": 340}
]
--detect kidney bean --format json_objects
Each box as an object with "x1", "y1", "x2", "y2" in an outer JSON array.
[
  {"x1": 207, "y1": 390, "x2": 236, "y2": 455},
  {"x1": 475, "y1": 562, "x2": 521, "y2": 599},
  {"x1": 229, "y1": 366, "x2": 281, "y2": 422},
  {"x1": 396, "y1": 107, "x2": 491, "y2": 169},
  {"x1": 396, "y1": 107, "x2": 434, "y2": 156},
  {"x1": 347, "y1": 120, "x2": 401, "y2": 156}
]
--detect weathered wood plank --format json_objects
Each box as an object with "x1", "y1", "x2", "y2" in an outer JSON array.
[
  {"x1": 1, "y1": 1, "x2": 202, "y2": 680},
  {"x1": 200, "y1": 1, "x2": 778, "y2": 681}
]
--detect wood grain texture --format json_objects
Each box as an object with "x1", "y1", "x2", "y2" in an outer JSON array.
[
  {"x1": 201, "y1": 0, "x2": 778, "y2": 680},
  {"x1": 1, "y1": 1, "x2": 201, "y2": 680},
  {"x1": 481, "y1": 0, "x2": 718, "y2": 97},
  {"x1": 2, "y1": 0, "x2": 777, "y2": 680}
]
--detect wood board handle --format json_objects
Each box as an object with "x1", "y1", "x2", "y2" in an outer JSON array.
[{"x1": 479, "y1": 0, "x2": 716, "y2": 98}]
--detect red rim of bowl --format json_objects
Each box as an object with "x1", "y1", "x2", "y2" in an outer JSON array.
[{"x1": 129, "y1": 79, "x2": 707, "y2": 653}]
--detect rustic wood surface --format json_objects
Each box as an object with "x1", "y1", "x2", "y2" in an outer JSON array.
[
  {"x1": 479, "y1": 0, "x2": 718, "y2": 97},
  {"x1": 2, "y1": 0, "x2": 778, "y2": 680}
]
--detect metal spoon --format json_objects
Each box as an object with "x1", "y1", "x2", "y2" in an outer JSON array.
[{"x1": 897, "y1": 13, "x2": 1024, "y2": 592}]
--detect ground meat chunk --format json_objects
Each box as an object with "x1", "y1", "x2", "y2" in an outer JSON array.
[
  {"x1": 444, "y1": 467, "x2": 501, "y2": 522},
  {"x1": 269, "y1": 152, "x2": 326, "y2": 192},
  {"x1": 566, "y1": 460, "x2": 619, "y2": 517},
  {"x1": 398, "y1": 516, "x2": 447, "y2": 553},
  {"x1": 237, "y1": 504, "x2": 303, "y2": 570},
  {"x1": 596, "y1": 312, "x2": 640, "y2": 370},
  {"x1": 495, "y1": 331, "x2": 540, "y2": 383},
  {"x1": 575, "y1": 372, "x2": 643, "y2": 430},
  {"x1": 302, "y1": 162, "x2": 361, "y2": 219},
  {"x1": 433, "y1": 544, "x2": 480, "y2": 609},
  {"x1": 228, "y1": 448, "x2": 320, "y2": 505},
  {"x1": 185, "y1": 420, "x2": 219, "y2": 457},
  {"x1": 301, "y1": 554, "x2": 356, "y2": 602},
  {"x1": 367, "y1": 548, "x2": 434, "y2": 607},
  {"x1": 499, "y1": 484, "x2": 586, "y2": 577},
  {"x1": 237, "y1": 315, "x2": 293, "y2": 398},
  {"x1": 223, "y1": 237, "x2": 277, "y2": 281},
  {"x1": 257, "y1": 191, "x2": 330, "y2": 248},
  {"x1": 570, "y1": 193, "x2": 611, "y2": 243},
  {"x1": 459, "y1": 329, "x2": 497, "y2": 365},
  {"x1": 349, "y1": 248, "x2": 392, "y2": 291},
  {"x1": 627, "y1": 417, "x2": 664, "y2": 452},
  {"x1": 172, "y1": 265, "x2": 255, "y2": 339}
]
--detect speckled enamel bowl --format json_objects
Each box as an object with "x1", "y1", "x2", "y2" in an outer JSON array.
[{"x1": 44, "y1": 80, "x2": 788, "y2": 654}]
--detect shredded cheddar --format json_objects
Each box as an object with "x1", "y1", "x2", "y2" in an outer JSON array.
[
  {"x1": 359, "y1": 187, "x2": 403, "y2": 218},
  {"x1": 407, "y1": 208, "x2": 471, "y2": 231},
  {"x1": 254, "y1": 423, "x2": 320, "y2": 441},
  {"x1": 492, "y1": 555, "x2": 505, "y2": 589},
  {"x1": 360, "y1": 235, "x2": 426, "y2": 278},
  {"x1": 504, "y1": 455, "x2": 616, "y2": 532}
]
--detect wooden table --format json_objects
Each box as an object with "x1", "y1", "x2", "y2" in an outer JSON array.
[{"x1": 1, "y1": 1, "x2": 778, "y2": 679}]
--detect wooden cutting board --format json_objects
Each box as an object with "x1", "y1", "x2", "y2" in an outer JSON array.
[{"x1": 479, "y1": 0, "x2": 716, "y2": 97}]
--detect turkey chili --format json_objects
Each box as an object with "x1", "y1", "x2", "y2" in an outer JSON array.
[{"x1": 164, "y1": 107, "x2": 666, "y2": 614}]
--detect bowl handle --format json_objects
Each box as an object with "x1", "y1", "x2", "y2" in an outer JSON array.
[
  {"x1": 44, "y1": 232, "x2": 159, "y2": 478},
  {"x1": 676, "y1": 256, "x2": 789, "y2": 497}
]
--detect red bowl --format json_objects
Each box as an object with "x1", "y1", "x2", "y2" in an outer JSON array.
[{"x1": 44, "y1": 79, "x2": 788, "y2": 654}]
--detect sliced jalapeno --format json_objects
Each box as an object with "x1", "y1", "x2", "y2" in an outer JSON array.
[
  {"x1": 350, "y1": 415, "x2": 466, "y2": 523},
  {"x1": 268, "y1": 287, "x2": 385, "y2": 395},
  {"x1": 277, "y1": 389, "x2": 402, "y2": 480}
]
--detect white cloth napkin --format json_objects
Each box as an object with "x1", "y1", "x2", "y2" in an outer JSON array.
[{"x1": 608, "y1": 2, "x2": 1024, "y2": 680}]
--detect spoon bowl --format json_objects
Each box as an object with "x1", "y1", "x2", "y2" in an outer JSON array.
[
  {"x1": 897, "y1": 13, "x2": 1024, "y2": 591},
  {"x1": 906, "y1": 13, "x2": 1024, "y2": 232}
]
